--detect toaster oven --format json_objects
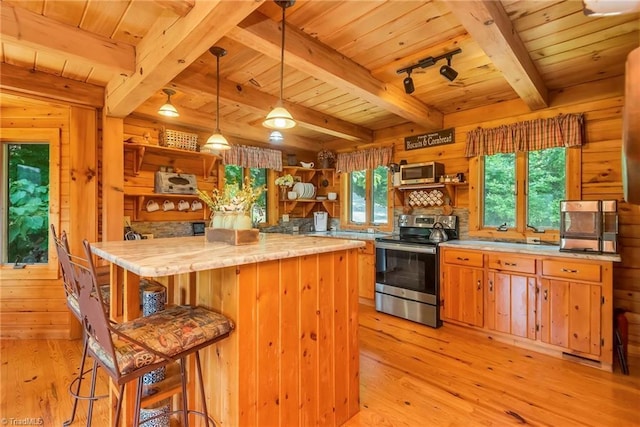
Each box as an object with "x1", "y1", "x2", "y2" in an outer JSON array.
[{"x1": 154, "y1": 172, "x2": 198, "y2": 194}]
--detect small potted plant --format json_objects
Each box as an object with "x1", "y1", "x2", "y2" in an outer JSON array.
[{"x1": 317, "y1": 149, "x2": 336, "y2": 169}]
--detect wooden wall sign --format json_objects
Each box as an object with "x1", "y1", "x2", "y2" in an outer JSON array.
[{"x1": 404, "y1": 128, "x2": 455, "y2": 151}]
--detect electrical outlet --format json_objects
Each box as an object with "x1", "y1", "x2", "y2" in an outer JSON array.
[
  {"x1": 141, "y1": 234, "x2": 154, "y2": 239},
  {"x1": 292, "y1": 225, "x2": 299, "y2": 232},
  {"x1": 282, "y1": 214, "x2": 289, "y2": 223},
  {"x1": 367, "y1": 228, "x2": 374, "y2": 233},
  {"x1": 526, "y1": 236, "x2": 540, "y2": 245},
  {"x1": 123, "y1": 216, "x2": 132, "y2": 228}
]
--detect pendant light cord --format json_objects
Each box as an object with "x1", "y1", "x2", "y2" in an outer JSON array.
[
  {"x1": 216, "y1": 53, "x2": 221, "y2": 133},
  {"x1": 279, "y1": 5, "x2": 285, "y2": 102}
]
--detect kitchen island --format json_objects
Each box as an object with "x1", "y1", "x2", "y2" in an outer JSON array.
[{"x1": 90, "y1": 233, "x2": 365, "y2": 427}]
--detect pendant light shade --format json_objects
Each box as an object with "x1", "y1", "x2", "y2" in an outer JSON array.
[
  {"x1": 263, "y1": 0, "x2": 296, "y2": 130},
  {"x1": 202, "y1": 46, "x2": 231, "y2": 152},
  {"x1": 158, "y1": 88, "x2": 179, "y2": 117}
]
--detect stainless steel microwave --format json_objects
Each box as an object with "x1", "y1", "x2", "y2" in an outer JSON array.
[{"x1": 400, "y1": 162, "x2": 444, "y2": 185}]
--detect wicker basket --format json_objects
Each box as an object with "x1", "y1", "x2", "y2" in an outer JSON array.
[{"x1": 159, "y1": 128, "x2": 199, "y2": 152}]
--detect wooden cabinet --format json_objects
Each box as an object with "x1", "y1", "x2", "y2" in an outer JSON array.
[
  {"x1": 123, "y1": 143, "x2": 218, "y2": 221},
  {"x1": 486, "y1": 254, "x2": 537, "y2": 340},
  {"x1": 441, "y1": 249, "x2": 484, "y2": 327},
  {"x1": 439, "y1": 246, "x2": 614, "y2": 369},
  {"x1": 358, "y1": 241, "x2": 376, "y2": 300},
  {"x1": 278, "y1": 167, "x2": 339, "y2": 218},
  {"x1": 539, "y1": 259, "x2": 608, "y2": 359}
]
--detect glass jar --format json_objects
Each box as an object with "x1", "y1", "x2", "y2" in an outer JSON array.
[
  {"x1": 234, "y1": 213, "x2": 253, "y2": 230},
  {"x1": 222, "y1": 212, "x2": 237, "y2": 229},
  {"x1": 210, "y1": 211, "x2": 224, "y2": 228}
]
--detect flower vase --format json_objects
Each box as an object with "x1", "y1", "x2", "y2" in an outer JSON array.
[
  {"x1": 234, "y1": 213, "x2": 253, "y2": 230},
  {"x1": 279, "y1": 186, "x2": 288, "y2": 201},
  {"x1": 211, "y1": 211, "x2": 224, "y2": 228},
  {"x1": 222, "y1": 212, "x2": 237, "y2": 229},
  {"x1": 320, "y1": 158, "x2": 330, "y2": 169}
]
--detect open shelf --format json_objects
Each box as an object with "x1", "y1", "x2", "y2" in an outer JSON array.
[
  {"x1": 396, "y1": 182, "x2": 468, "y2": 207},
  {"x1": 124, "y1": 142, "x2": 219, "y2": 177}
]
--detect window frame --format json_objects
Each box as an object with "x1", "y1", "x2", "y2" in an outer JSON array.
[
  {"x1": 221, "y1": 164, "x2": 270, "y2": 226},
  {"x1": 0, "y1": 128, "x2": 60, "y2": 279},
  {"x1": 469, "y1": 146, "x2": 581, "y2": 241},
  {"x1": 341, "y1": 167, "x2": 393, "y2": 232}
]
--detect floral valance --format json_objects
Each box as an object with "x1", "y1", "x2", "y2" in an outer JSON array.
[
  {"x1": 465, "y1": 113, "x2": 584, "y2": 157},
  {"x1": 222, "y1": 145, "x2": 283, "y2": 171},
  {"x1": 336, "y1": 146, "x2": 393, "y2": 174}
]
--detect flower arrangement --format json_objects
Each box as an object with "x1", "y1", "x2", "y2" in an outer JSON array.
[
  {"x1": 197, "y1": 176, "x2": 264, "y2": 213},
  {"x1": 274, "y1": 173, "x2": 295, "y2": 187},
  {"x1": 317, "y1": 148, "x2": 336, "y2": 168}
]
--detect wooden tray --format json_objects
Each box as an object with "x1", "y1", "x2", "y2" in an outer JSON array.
[{"x1": 205, "y1": 228, "x2": 259, "y2": 245}]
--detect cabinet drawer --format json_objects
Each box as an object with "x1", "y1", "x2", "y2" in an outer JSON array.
[
  {"x1": 541, "y1": 259, "x2": 601, "y2": 283},
  {"x1": 488, "y1": 254, "x2": 535, "y2": 274},
  {"x1": 442, "y1": 250, "x2": 483, "y2": 267}
]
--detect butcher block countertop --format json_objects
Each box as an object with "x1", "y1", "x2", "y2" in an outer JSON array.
[
  {"x1": 439, "y1": 240, "x2": 621, "y2": 262},
  {"x1": 90, "y1": 233, "x2": 365, "y2": 277}
]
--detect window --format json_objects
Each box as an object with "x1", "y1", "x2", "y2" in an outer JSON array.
[
  {"x1": 224, "y1": 165, "x2": 267, "y2": 224},
  {"x1": 347, "y1": 166, "x2": 389, "y2": 227},
  {"x1": 1, "y1": 128, "x2": 59, "y2": 275},
  {"x1": 481, "y1": 147, "x2": 568, "y2": 233}
]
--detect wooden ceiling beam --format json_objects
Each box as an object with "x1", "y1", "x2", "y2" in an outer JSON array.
[
  {"x1": 228, "y1": 12, "x2": 444, "y2": 130},
  {"x1": 172, "y1": 70, "x2": 373, "y2": 143},
  {"x1": 105, "y1": 0, "x2": 265, "y2": 118},
  {"x1": 153, "y1": 0, "x2": 195, "y2": 17},
  {"x1": 0, "y1": 63, "x2": 104, "y2": 107},
  {"x1": 0, "y1": 2, "x2": 135, "y2": 74},
  {"x1": 133, "y1": 101, "x2": 321, "y2": 152},
  {"x1": 447, "y1": 0, "x2": 548, "y2": 110}
]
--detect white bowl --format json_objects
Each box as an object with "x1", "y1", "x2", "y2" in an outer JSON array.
[
  {"x1": 287, "y1": 191, "x2": 298, "y2": 200},
  {"x1": 327, "y1": 192, "x2": 337, "y2": 200}
]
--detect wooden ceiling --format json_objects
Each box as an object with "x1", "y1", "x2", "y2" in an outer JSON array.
[{"x1": 1, "y1": 0, "x2": 638, "y2": 153}]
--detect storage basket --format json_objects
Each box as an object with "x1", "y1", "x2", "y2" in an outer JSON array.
[{"x1": 159, "y1": 127, "x2": 199, "y2": 152}]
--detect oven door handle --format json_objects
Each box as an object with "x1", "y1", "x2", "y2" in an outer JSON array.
[{"x1": 376, "y1": 241, "x2": 437, "y2": 254}]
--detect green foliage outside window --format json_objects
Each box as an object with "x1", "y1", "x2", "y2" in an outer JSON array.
[
  {"x1": 6, "y1": 144, "x2": 50, "y2": 263},
  {"x1": 484, "y1": 153, "x2": 516, "y2": 227},
  {"x1": 349, "y1": 166, "x2": 388, "y2": 224},
  {"x1": 527, "y1": 148, "x2": 565, "y2": 229}
]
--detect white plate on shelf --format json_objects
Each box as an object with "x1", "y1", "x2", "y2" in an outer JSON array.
[{"x1": 293, "y1": 182, "x2": 305, "y2": 199}]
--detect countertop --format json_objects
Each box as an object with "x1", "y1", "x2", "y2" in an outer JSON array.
[
  {"x1": 90, "y1": 233, "x2": 365, "y2": 277},
  {"x1": 439, "y1": 240, "x2": 622, "y2": 262}
]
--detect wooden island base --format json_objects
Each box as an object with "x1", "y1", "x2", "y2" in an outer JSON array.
[{"x1": 106, "y1": 243, "x2": 361, "y2": 426}]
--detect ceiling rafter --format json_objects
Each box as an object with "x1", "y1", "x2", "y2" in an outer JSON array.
[
  {"x1": 105, "y1": 0, "x2": 265, "y2": 118},
  {"x1": 152, "y1": 0, "x2": 195, "y2": 17},
  {"x1": 0, "y1": 2, "x2": 135, "y2": 75},
  {"x1": 227, "y1": 11, "x2": 444, "y2": 130},
  {"x1": 172, "y1": 70, "x2": 373, "y2": 143},
  {"x1": 446, "y1": 0, "x2": 548, "y2": 110}
]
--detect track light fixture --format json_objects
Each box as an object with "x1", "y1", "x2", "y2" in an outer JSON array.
[
  {"x1": 158, "y1": 88, "x2": 179, "y2": 117},
  {"x1": 397, "y1": 48, "x2": 462, "y2": 92},
  {"x1": 403, "y1": 70, "x2": 415, "y2": 94}
]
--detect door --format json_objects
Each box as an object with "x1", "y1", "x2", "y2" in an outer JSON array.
[
  {"x1": 442, "y1": 264, "x2": 483, "y2": 327},
  {"x1": 487, "y1": 272, "x2": 537, "y2": 339},
  {"x1": 539, "y1": 278, "x2": 602, "y2": 356}
]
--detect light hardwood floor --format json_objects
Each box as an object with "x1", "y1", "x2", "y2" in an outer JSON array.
[{"x1": 1, "y1": 304, "x2": 638, "y2": 426}]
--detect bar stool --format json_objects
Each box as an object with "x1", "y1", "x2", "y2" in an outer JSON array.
[
  {"x1": 76, "y1": 239, "x2": 233, "y2": 427},
  {"x1": 51, "y1": 226, "x2": 167, "y2": 426}
]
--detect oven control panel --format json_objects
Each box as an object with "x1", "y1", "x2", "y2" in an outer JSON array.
[{"x1": 398, "y1": 214, "x2": 457, "y2": 230}]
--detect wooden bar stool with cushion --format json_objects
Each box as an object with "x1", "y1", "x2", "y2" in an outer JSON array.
[
  {"x1": 51, "y1": 225, "x2": 167, "y2": 426},
  {"x1": 76, "y1": 239, "x2": 233, "y2": 427}
]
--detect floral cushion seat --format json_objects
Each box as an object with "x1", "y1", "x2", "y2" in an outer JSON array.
[{"x1": 88, "y1": 306, "x2": 234, "y2": 376}]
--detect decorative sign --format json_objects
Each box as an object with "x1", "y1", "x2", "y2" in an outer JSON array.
[{"x1": 404, "y1": 128, "x2": 455, "y2": 151}]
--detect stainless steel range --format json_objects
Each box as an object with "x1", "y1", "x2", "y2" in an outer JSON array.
[{"x1": 374, "y1": 214, "x2": 458, "y2": 328}]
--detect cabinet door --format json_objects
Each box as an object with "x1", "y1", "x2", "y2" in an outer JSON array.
[
  {"x1": 539, "y1": 278, "x2": 602, "y2": 356},
  {"x1": 487, "y1": 272, "x2": 537, "y2": 339},
  {"x1": 358, "y1": 242, "x2": 375, "y2": 299},
  {"x1": 442, "y1": 265, "x2": 483, "y2": 327}
]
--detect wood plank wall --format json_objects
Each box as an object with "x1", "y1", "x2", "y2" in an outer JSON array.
[
  {"x1": 0, "y1": 92, "x2": 98, "y2": 339},
  {"x1": 375, "y1": 77, "x2": 640, "y2": 356}
]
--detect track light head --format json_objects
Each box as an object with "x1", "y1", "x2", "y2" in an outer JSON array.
[
  {"x1": 403, "y1": 73, "x2": 415, "y2": 94},
  {"x1": 440, "y1": 57, "x2": 458, "y2": 81}
]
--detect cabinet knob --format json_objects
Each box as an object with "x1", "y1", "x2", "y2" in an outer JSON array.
[
  {"x1": 561, "y1": 268, "x2": 578, "y2": 274},
  {"x1": 457, "y1": 257, "x2": 470, "y2": 261},
  {"x1": 477, "y1": 280, "x2": 481, "y2": 290},
  {"x1": 489, "y1": 280, "x2": 493, "y2": 292},
  {"x1": 504, "y1": 262, "x2": 517, "y2": 266},
  {"x1": 543, "y1": 289, "x2": 548, "y2": 301}
]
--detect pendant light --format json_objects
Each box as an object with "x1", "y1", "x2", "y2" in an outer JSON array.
[
  {"x1": 202, "y1": 46, "x2": 231, "y2": 152},
  {"x1": 263, "y1": 0, "x2": 296, "y2": 130},
  {"x1": 158, "y1": 88, "x2": 179, "y2": 117}
]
